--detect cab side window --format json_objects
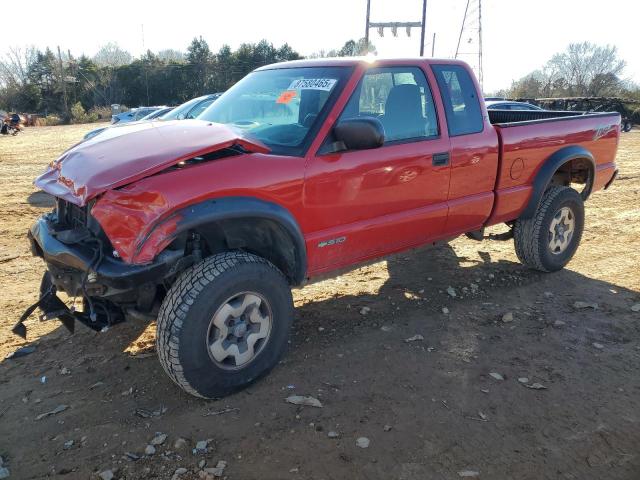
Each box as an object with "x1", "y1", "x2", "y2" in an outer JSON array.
[
  {"x1": 432, "y1": 64, "x2": 483, "y2": 136},
  {"x1": 339, "y1": 67, "x2": 439, "y2": 143}
]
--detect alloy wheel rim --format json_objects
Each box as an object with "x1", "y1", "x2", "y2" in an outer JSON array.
[
  {"x1": 206, "y1": 291, "x2": 272, "y2": 370},
  {"x1": 548, "y1": 206, "x2": 575, "y2": 255}
]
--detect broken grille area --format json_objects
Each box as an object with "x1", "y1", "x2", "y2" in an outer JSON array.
[{"x1": 55, "y1": 198, "x2": 88, "y2": 228}]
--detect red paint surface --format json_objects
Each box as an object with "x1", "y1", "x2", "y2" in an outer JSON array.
[
  {"x1": 34, "y1": 58, "x2": 619, "y2": 276},
  {"x1": 486, "y1": 115, "x2": 620, "y2": 226},
  {"x1": 34, "y1": 120, "x2": 269, "y2": 206},
  {"x1": 91, "y1": 152, "x2": 305, "y2": 263}
]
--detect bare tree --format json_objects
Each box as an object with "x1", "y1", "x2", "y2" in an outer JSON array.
[
  {"x1": 157, "y1": 49, "x2": 185, "y2": 63},
  {"x1": 509, "y1": 42, "x2": 626, "y2": 98},
  {"x1": 0, "y1": 46, "x2": 38, "y2": 87},
  {"x1": 547, "y1": 43, "x2": 625, "y2": 96},
  {"x1": 93, "y1": 43, "x2": 132, "y2": 67}
]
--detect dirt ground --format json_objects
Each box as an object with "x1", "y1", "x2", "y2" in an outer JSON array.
[{"x1": 0, "y1": 124, "x2": 639, "y2": 480}]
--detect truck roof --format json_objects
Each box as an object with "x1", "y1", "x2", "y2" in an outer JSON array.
[{"x1": 256, "y1": 57, "x2": 468, "y2": 71}]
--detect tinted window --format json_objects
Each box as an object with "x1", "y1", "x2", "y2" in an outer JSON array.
[
  {"x1": 338, "y1": 67, "x2": 438, "y2": 143},
  {"x1": 432, "y1": 65, "x2": 483, "y2": 136}
]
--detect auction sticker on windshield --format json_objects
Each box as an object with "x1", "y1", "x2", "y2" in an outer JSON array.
[
  {"x1": 276, "y1": 90, "x2": 297, "y2": 104},
  {"x1": 288, "y1": 78, "x2": 337, "y2": 91}
]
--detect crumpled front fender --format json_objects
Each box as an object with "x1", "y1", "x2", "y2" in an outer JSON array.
[{"x1": 91, "y1": 188, "x2": 181, "y2": 264}]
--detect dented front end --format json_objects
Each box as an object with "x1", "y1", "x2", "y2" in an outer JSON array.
[
  {"x1": 15, "y1": 197, "x2": 185, "y2": 337},
  {"x1": 16, "y1": 120, "x2": 268, "y2": 337}
]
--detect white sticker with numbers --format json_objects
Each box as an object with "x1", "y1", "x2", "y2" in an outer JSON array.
[{"x1": 287, "y1": 78, "x2": 337, "y2": 91}]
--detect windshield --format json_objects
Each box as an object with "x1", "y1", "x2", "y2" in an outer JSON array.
[
  {"x1": 187, "y1": 98, "x2": 215, "y2": 119},
  {"x1": 198, "y1": 67, "x2": 351, "y2": 155},
  {"x1": 160, "y1": 96, "x2": 209, "y2": 121}
]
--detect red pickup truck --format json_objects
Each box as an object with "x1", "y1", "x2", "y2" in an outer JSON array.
[{"x1": 18, "y1": 58, "x2": 619, "y2": 398}]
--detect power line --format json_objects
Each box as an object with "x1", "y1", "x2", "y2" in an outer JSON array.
[{"x1": 455, "y1": 0, "x2": 483, "y2": 88}]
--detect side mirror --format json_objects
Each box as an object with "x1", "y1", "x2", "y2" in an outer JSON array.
[
  {"x1": 177, "y1": 113, "x2": 186, "y2": 120},
  {"x1": 333, "y1": 118, "x2": 384, "y2": 151}
]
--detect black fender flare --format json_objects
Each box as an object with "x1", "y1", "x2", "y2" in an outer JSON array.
[
  {"x1": 520, "y1": 145, "x2": 595, "y2": 219},
  {"x1": 144, "y1": 196, "x2": 307, "y2": 285}
]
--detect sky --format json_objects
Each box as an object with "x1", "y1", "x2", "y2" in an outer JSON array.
[{"x1": 4, "y1": 0, "x2": 639, "y2": 93}]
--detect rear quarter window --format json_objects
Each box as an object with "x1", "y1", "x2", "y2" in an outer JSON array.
[{"x1": 432, "y1": 64, "x2": 483, "y2": 136}]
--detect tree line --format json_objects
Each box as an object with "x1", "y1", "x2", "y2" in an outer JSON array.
[
  {"x1": 0, "y1": 37, "x2": 376, "y2": 119},
  {"x1": 3, "y1": 38, "x2": 637, "y2": 119},
  {"x1": 0, "y1": 38, "x2": 297, "y2": 118}
]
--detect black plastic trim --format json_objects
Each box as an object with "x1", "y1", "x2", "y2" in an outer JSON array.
[
  {"x1": 520, "y1": 145, "x2": 595, "y2": 219},
  {"x1": 147, "y1": 197, "x2": 308, "y2": 285},
  {"x1": 333, "y1": 117, "x2": 384, "y2": 151},
  {"x1": 432, "y1": 152, "x2": 450, "y2": 166},
  {"x1": 604, "y1": 169, "x2": 618, "y2": 190},
  {"x1": 29, "y1": 216, "x2": 183, "y2": 290},
  {"x1": 490, "y1": 110, "x2": 619, "y2": 128}
]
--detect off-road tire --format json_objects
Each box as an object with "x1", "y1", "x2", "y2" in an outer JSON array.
[
  {"x1": 514, "y1": 186, "x2": 584, "y2": 272},
  {"x1": 156, "y1": 251, "x2": 294, "y2": 399}
]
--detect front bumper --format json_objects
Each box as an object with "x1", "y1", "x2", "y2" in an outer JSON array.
[
  {"x1": 28, "y1": 215, "x2": 183, "y2": 291},
  {"x1": 14, "y1": 216, "x2": 183, "y2": 338}
]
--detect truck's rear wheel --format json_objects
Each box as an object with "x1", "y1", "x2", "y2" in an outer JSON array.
[
  {"x1": 514, "y1": 186, "x2": 584, "y2": 272},
  {"x1": 156, "y1": 251, "x2": 294, "y2": 399}
]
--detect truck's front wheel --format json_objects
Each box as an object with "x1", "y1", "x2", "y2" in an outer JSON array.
[
  {"x1": 156, "y1": 251, "x2": 294, "y2": 399},
  {"x1": 514, "y1": 186, "x2": 585, "y2": 272}
]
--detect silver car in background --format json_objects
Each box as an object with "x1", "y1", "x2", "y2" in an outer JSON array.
[{"x1": 111, "y1": 106, "x2": 167, "y2": 124}]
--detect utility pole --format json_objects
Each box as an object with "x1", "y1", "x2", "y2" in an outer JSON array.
[
  {"x1": 419, "y1": 0, "x2": 427, "y2": 56},
  {"x1": 364, "y1": 0, "x2": 427, "y2": 56},
  {"x1": 142, "y1": 24, "x2": 150, "y2": 106},
  {"x1": 431, "y1": 32, "x2": 436, "y2": 57},
  {"x1": 57, "y1": 46, "x2": 69, "y2": 121},
  {"x1": 68, "y1": 49, "x2": 76, "y2": 106},
  {"x1": 364, "y1": 0, "x2": 371, "y2": 51}
]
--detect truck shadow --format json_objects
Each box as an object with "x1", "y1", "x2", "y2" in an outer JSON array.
[
  {"x1": 26, "y1": 190, "x2": 55, "y2": 208},
  {"x1": 3, "y1": 240, "x2": 638, "y2": 369},
  {"x1": 292, "y1": 240, "x2": 639, "y2": 353}
]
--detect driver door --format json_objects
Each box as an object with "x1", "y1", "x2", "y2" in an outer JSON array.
[{"x1": 304, "y1": 65, "x2": 451, "y2": 274}]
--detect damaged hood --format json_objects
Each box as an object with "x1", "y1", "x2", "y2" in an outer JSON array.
[{"x1": 35, "y1": 120, "x2": 270, "y2": 206}]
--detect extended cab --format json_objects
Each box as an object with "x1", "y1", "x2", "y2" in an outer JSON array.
[{"x1": 18, "y1": 58, "x2": 619, "y2": 398}]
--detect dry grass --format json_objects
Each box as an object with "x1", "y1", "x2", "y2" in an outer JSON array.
[{"x1": 0, "y1": 124, "x2": 97, "y2": 355}]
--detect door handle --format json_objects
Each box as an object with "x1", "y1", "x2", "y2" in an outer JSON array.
[{"x1": 432, "y1": 152, "x2": 450, "y2": 166}]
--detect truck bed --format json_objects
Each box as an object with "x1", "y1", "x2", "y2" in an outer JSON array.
[{"x1": 486, "y1": 110, "x2": 620, "y2": 226}]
